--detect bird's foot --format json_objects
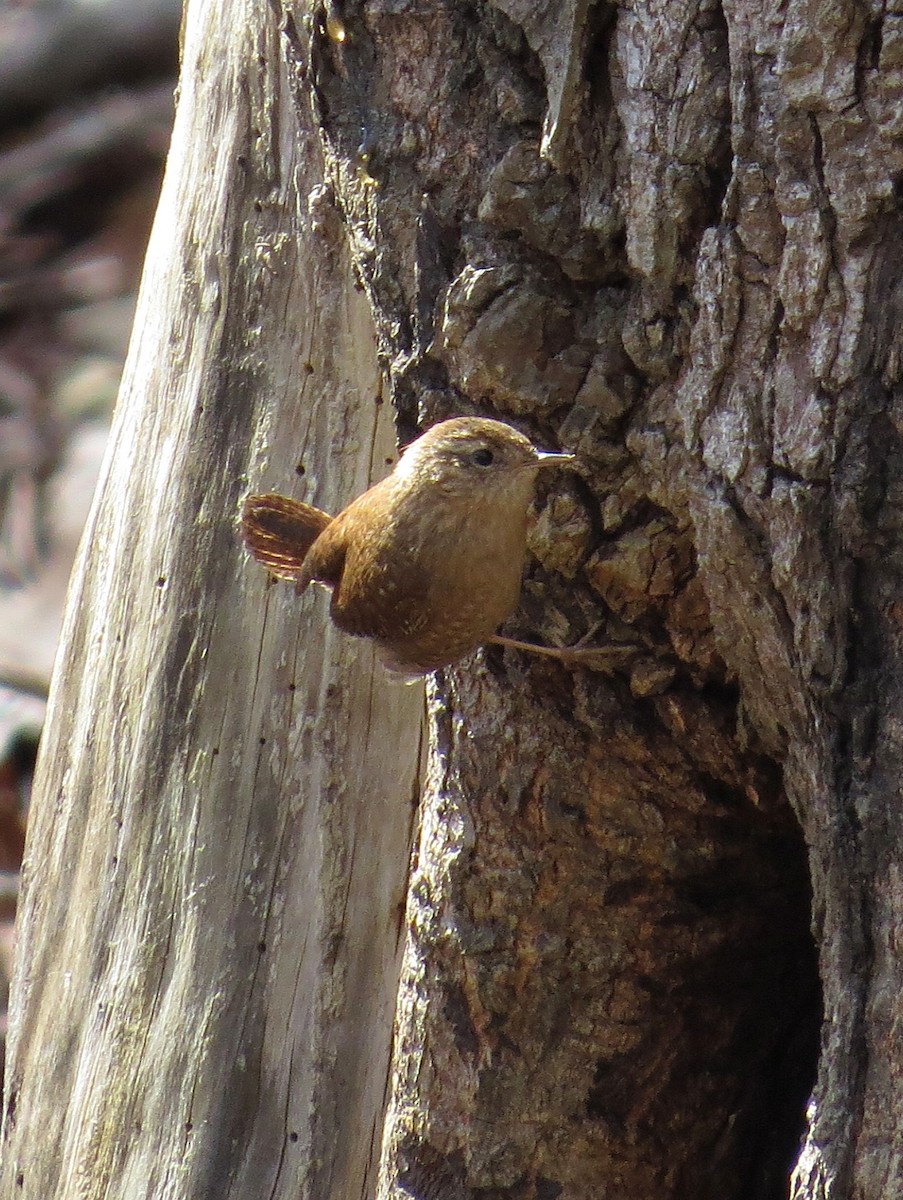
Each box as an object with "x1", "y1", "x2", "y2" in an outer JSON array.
[{"x1": 487, "y1": 625, "x2": 637, "y2": 670}]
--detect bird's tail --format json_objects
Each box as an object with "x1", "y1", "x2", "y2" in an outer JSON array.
[{"x1": 241, "y1": 493, "x2": 332, "y2": 588}]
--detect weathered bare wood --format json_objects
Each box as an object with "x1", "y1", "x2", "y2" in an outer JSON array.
[{"x1": 1, "y1": 2, "x2": 422, "y2": 1198}]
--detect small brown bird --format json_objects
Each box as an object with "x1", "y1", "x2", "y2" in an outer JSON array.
[{"x1": 241, "y1": 416, "x2": 574, "y2": 676}]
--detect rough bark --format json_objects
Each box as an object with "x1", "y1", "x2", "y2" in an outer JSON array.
[
  {"x1": 1, "y1": 3, "x2": 423, "y2": 1199},
  {"x1": 276, "y1": 2, "x2": 903, "y2": 1198}
]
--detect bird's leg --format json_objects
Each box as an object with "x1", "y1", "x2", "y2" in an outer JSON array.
[{"x1": 487, "y1": 623, "x2": 635, "y2": 668}]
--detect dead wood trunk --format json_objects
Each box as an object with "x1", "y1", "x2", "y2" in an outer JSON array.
[{"x1": 0, "y1": 2, "x2": 423, "y2": 1198}]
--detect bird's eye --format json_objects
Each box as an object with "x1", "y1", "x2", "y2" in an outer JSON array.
[{"x1": 471, "y1": 447, "x2": 494, "y2": 467}]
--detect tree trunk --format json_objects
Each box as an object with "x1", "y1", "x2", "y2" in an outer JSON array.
[
  {"x1": 281, "y1": 2, "x2": 902, "y2": 1199},
  {"x1": 5, "y1": 1, "x2": 902, "y2": 1199},
  {"x1": 1, "y1": 2, "x2": 423, "y2": 1198}
]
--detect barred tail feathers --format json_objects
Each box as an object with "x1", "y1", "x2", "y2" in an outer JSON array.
[{"x1": 241, "y1": 493, "x2": 332, "y2": 587}]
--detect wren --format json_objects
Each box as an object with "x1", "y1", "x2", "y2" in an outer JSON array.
[{"x1": 241, "y1": 416, "x2": 575, "y2": 676}]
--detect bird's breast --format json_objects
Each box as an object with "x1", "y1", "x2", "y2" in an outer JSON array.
[{"x1": 329, "y1": 488, "x2": 533, "y2": 673}]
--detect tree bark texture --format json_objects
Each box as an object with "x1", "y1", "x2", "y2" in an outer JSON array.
[
  {"x1": 1, "y1": 2, "x2": 424, "y2": 1198},
  {"x1": 274, "y1": 2, "x2": 903, "y2": 1198}
]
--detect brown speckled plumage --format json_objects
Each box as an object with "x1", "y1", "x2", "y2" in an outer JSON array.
[{"x1": 241, "y1": 417, "x2": 572, "y2": 675}]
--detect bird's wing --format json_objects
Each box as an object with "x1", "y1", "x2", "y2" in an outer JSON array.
[{"x1": 241, "y1": 493, "x2": 332, "y2": 585}]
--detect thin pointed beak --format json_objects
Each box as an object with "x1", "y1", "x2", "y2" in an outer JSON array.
[{"x1": 535, "y1": 450, "x2": 576, "y2": 468}]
